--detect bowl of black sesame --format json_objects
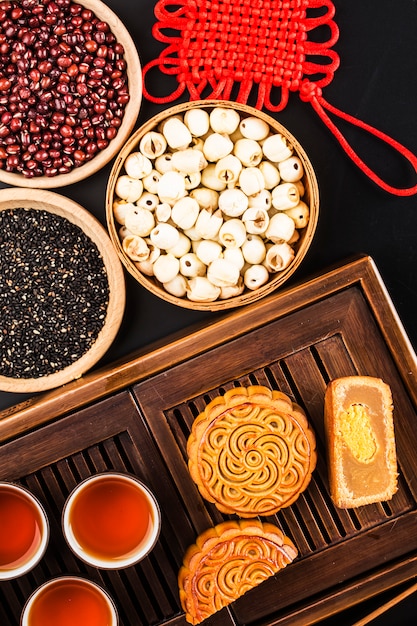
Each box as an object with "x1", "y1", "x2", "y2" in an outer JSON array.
[
  {"x1": 0, "y1": 0, "x2": 142, "y2": 188},
  {"x1": 0, "y1": 186, "x2": 126, "y2": 392}
]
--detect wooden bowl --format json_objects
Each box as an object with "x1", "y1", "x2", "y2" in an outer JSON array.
[
  {"x1": 0, "y1": 187, "x2": 125, "y2": 393},
  {"x1": 0, "y1": 0, "x2": 142, "y2": 189},
  {"x1": 106, "y1": 100, "x2": 319, "y2": 311}
]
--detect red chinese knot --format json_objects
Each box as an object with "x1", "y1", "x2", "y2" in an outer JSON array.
[{"x1": 143, "y1": 0, "x2": 417, "y2": 196}]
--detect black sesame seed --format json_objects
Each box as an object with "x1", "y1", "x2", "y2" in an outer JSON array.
[{"x1": 0, "y1": 207, "x2": 109, "y2": 379}]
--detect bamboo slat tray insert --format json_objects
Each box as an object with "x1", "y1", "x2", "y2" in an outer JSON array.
[{"x1": 1, "y1": 254, "x2": 417, "y2": 626}]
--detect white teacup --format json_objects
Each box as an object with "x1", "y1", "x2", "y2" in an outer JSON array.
[
  {"x1": 0, "y1": 482, "x2": 49, "y2": 580},
  {"x1": 21, "y1": 576, "x2": 118, "y2": 626},
  {"x1": 62, "y1": 472, "x2": 161, "y2": 569}
]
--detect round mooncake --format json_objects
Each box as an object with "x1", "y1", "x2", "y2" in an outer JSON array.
[
  {"x1": 178, "y1": 519, "x2": 297, "y2": 624},
  {"x1": 187, "y1": 385, "x2": 317, "y2": 517}
]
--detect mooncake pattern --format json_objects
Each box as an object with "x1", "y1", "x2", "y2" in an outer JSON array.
[
  {"x1": 178, "y1": 519, "x2": 297, "y2": 624},
  {"x1": 187, "y1": 386, "x2": 316, "y2": 516}
]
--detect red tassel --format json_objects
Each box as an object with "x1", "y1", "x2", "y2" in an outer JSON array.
[{"x1": 142, "y1": 0, "x2": 417, "y2": 196}]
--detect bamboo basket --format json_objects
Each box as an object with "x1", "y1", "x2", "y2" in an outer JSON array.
[
  {"x1": 0, "y1": 0, "x2": 142, "y2": 189},
  {"x1": 0, "y1": 187, "x2": 125, "y2": 393},
  {"x1": 106, "y1": 100, "x2": 319, "y2": 311}
]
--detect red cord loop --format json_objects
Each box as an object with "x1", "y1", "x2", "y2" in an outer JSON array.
[{"x1": 142, "y1": 0, "x2": 417, "y2": 196}]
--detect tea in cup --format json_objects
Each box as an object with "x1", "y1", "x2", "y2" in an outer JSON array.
[
  {"x1": 62, "y1": 472, "x2": 161, "y2": 569},
  {"x1": 20, "y1": 576, "x2": 118, "y2": 626},
  {"x1": 0, "y1": 482, "x2": 49, "y2": 580}
]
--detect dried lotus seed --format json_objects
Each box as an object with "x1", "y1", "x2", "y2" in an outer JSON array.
[
  {"x1": 219, "y1": 218, "x2": 247, "y2": 248},
  {"x1": 214, "y1": 154, "x2": 242, "y2": 186},
  {"x1": 201, "y1": 163, "x2": 227, "y2": 191},
  {"x1": 242, "y1": 207, "x2": 270, "y2": 235},
  {"x1": 171, "y1": 196, "x2": 200, "y2": 230},
  {"x1": 142, "y1": 170, "x2": 161, "y2": 194},
  {"x1": 183, "y1": 226, "x2": 201, "y2": 241},
  {"x1": 154, "y1": 154, "x2": 175, "y2": 174},
  {"x1": 163, "y1": 274, "x2": 188, "y2": 297},
  {"x1": 244, "y1": 264, "x2": 269, "y2": 290},
  {"x1": 135, "y1": 259, "x2": 155, "y2": 276},
  {"x1": 238, "y1": 167, "x2": 265, "y2": 196},
  {"x1": 153, "y1": 253, "x2": 180, "y2": 283},
  {"x1": 271, "y1": 182, "x2": 300, "y2": 211},
  {"x1": 184, "y1": 172, "x2": 201, "y2": 190},
  {"x1": 207, "y1": 257, "x2": 240, "y2": 287},
  {"x1": 242, "y1": 234, "x2": 266, "y2": 264},
  {"x1": 155, "y1": 203, "x2": 171, "y2": 222},
  {"x1": 124, "y1": 152, "x2": 153, "y2": 179},
  {"x1": 113, "y1": 199, "x2": 132, "y2": 225},
  {"x1": 139, "y1": 131, "x2": 167, "y2": 158},
  {"x1": 229, "y1": 126, "x2": 244, "y2": 143},
  {"x1": 184, "y1": 108, "x2": 210, "y2": 136},
  {"x1": 193, "y1": 239, "x2": 223, "y2": 265},
  {"x1": 209, "y1": 107, "x2": 241, "y2": 134},
  {"x1": 218, "y1": 188, "x2": 248, "y2": 217},
  {"x1": 115, "y1": 175, "x2": 143, "y2": 202},
  {"x1": 186, "y1": 276, "x2": 221, "y2": 302},
  {"x1": 233, "y1": 138, "x2": 263, "y2": 167},
  {"x1": 122, "y1": 235, "x2": 150, "y2": 262},
  {"x1": 278, "y1": 156, "x2": 304, "y2": 182},
  {"x1": 171, "y1": 148, "x2": 207, "y2": 174},
  {"x1": 248, "y1": 189, "x2": 272, "y2": 210},
  {"x1": 194, "y1": 208, "x2": 223, "y2": 240},
  {"x1": 219, "y1": 279, "x2": 245, "y2": 299},
  {"x1": 167, "y1": 232, "x2": 191, "y2": 258},
  {"x1": 203, "y1": 133, "x2": 234, "y2": 162},
  {"x1": 136, "y1": 192, "x2": 159, "y2": 211},
  {"x1": 118, "y1": 225, "x2": 133, "y2": 240},
  {"x1": 179, "y1": 252, "x2": 206, "y2": 277},
  {"x1": 262, "y1": 133, "x2": 293, "y2": 162},
  {"x1": 265, "y1": 212, "x2": 296, "y2": 243},
  {"x1": 190, "y1": 136, "x2": 205, "y2": 151},
  {"x1": 157, "y1": 171, "x2": 187, "y2": 204},
  {"x1": 264, "y1": 242, "x2": 295, "y2": 271},
  {"x1": 134, "y1": 241, "x2": 160, "y2": 274},
  {"x1": 284, "y1": 201, "x2": 310, "y2": 228},
  {"x1": 161, "y1": 116, "x2": 192, "y2": 150},
  {"x1": 259, "y1": 160, "x2": 280, "y2": 189},
  {"x1": 150, "y1": 222, "x2": 180, "y2": 249},
  {"x1": 288, "y1": 229, "x2": 300, "y2": 245},
  {"x1": 223, "y1": 246, "x2": 245, "y2": 271},
  {"x1": 124, "y1": 206, "x2": 155, "y2": 237},
  {"x1": 190, "y1": 187, "x2": 219, "y2": 211},
  {"x1": 239, "y1": 116, "x2": 270, "y2": 141},
  {"x1": 294, "y1": 179, "x2": 305, "y2": 197}
]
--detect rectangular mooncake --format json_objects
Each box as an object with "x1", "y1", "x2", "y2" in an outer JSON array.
[{"x1": 324, "y1": 376, "x2": 398, "y2": 508}]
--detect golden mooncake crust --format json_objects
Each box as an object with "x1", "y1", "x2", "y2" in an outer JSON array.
[
  {"x1": 178, "y1": 519, "x2": 298, "y2": 624},
  {"x1": 187, "y1": 385, "x2": 317, "y2": 517}
]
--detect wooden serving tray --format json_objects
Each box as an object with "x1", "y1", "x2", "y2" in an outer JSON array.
[{"x1": 1, "y1": 255, "x2": 417, "y2": 626}]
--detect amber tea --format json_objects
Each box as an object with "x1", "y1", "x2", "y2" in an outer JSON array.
[
  {"x1": 0, "y1": 482, "x2": 49, "y2": 580},
  {"x1": 62, "y1": 472, "x2": 160, "y2": 568},
  {"x1": 20, "y1": 576, "x2": 118, "y2": 626}
]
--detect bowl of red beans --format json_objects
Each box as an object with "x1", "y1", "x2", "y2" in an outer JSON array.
[{"x1": 0, "y1": 0, "x2": 142, "y2": 188}]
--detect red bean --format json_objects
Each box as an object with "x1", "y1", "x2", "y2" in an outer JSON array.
[
  {"x1": 0, "y1": 0, "x2": 130, "y2": 178},
  {"x1": 57, "y1": 55, "x2": 72, "y2": 68},
  {"x1": 0, "y1": 78, "x2": 11, "y2": 91},
  {"x1": 60, "y1": 124, "x2": 73, "y2": 138},
  {"x1": 9, "y1": 117, "x2": 22, "y2": 132}
]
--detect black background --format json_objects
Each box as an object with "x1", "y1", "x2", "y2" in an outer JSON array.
[{"x1": 2, "y1": 1, "x2": 417, "y2": 623}]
